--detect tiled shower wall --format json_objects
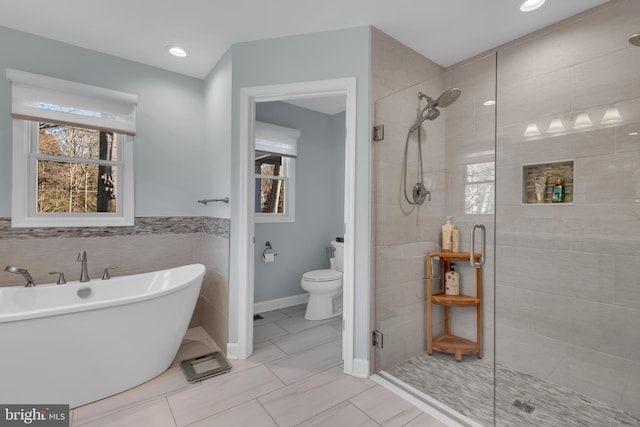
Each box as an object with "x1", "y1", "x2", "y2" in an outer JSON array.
[
  {"x1": 444, "y1": 52, "x2": 497, "y2": 362},
  {"x1": 0, "y1": 216, "x2": 229, "y2": 353},
  {"x1": 493, "y1": 0, "x2": 640, "y2": 418},
  {"x1": 372, "y1": 27, "x2": 448, "y2": 371},
  {"x1": 374, "y1": 0, "x2": 640, "y2": 419}
]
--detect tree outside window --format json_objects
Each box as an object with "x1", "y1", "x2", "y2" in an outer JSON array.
[{"x1": 36, "y1": 122, "x2": 118, "y2": 214}]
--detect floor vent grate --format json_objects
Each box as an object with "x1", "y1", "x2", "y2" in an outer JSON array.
[{"x1": 180, "y1": 352, "x2": 231, "y2": 383}]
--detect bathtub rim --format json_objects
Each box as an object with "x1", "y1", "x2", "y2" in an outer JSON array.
[{"x1": 0, "y1": 263, "x2": 205, "y2": 324}]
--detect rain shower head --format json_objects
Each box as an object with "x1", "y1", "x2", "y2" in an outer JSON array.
[
  {"x1": 435, "y1": 88, "x2": 461, "y2": 108},
  {"x1": 418, "y1": 88, "x2": 461, "y2": 109}
]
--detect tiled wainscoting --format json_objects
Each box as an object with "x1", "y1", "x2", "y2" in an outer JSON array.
[{"x1": 0, "y1": 216, "x2": 230, "y2": 352}]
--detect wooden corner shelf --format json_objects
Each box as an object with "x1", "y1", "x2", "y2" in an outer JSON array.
[
  {"x1": 426, "y1": 251, "x2": 483, "y2": 362},
  {"x1": 431, "y1": 293, "x2": 480, "y2": 307}
]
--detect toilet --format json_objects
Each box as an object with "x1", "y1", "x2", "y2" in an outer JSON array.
[{"x1": 301, "y1": 240, "x2": 343, "y2": 320}]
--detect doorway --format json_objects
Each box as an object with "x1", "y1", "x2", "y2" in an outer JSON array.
[{"x1": 237, "y1": 78, "x2": 357, "y2": 374}]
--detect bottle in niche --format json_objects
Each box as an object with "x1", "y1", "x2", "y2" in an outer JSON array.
[
  {"x1": 445, "y1": 263, "x2": 460, "y2": 296},
  {"x1": 552, "y1": 179, "x2": 565, "y2": 203}
]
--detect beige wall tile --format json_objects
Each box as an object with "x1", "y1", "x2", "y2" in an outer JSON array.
[
  {"x1": 533, "y1": 1, "x2": 639, "y2": 76},
  {"x1": 614, "y1": 255, "x2": 640, "y2": 310},
  {"x1": 497, "y1": 39, "x2": 535, "y2": 88},
  {"x1": 574, "y1": 152, "x2": 640, "y2": 205},
  {"x1": 497, "y1": 245, "x2": 614, "y2": 303},
  {"x1": 371, "y1": 27, "x2": 444, "y2": 102},
  {"x1": 495, "y1": 324, "x2": 572, "y2": 384},
  {"x1": 0, "y1": 233, "x2": 202, "y2": 287},
  {"x1": 569, "y1": 347, "x2": 640, "y2": 412},
  {"x1": 495, "y1": 285, "x2": 533, "y2": 332},
  {"x1": 572, "y1": 47, "x2": 640, "y2": 110},
  {"x1": 532, "y1": 293, "x2": 640, "y2": 363},
  {"x1": 498, "y1": 69, "x2": 572, "y2": 128}
]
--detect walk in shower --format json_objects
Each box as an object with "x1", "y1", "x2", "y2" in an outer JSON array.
[{"x1": 372, "y1": 1, "x2": 640, "y2": 425}]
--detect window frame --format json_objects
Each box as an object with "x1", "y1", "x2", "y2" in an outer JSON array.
[
  {"x1": 11, "y1": 119, "x2": 134, "y2": 227},
  {"x1": 254, "y1": 121, "x2": 298, "y2": 223}
]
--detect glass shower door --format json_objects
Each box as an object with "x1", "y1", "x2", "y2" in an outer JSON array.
[{"x1": 372, "y1": 51, "x2": 497, "y2": 425}]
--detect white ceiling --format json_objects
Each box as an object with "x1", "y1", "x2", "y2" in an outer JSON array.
[{"x1": 0, "y1": 0, "x2": 610, "y2": 80}]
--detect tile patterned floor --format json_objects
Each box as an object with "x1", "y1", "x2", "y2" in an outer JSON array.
[
  {"x1": 69, "y1": 305, "x2": 445, "y2": 427},
  {"x1": 388, "y1": 352, "x2": 640, "y2": 427}
]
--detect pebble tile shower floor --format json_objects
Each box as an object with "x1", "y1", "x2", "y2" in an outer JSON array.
[{"x1": 388, "y1": 352, "x2": 640, "y2": 427}]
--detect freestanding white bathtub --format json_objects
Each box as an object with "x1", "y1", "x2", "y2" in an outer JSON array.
[{"x1": 0, "y1": 263, "x2": 205, "y2": 408}]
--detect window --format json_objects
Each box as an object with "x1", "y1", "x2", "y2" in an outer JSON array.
[
  {"x1": 254, "y1": 121, "x2": 299, "y2": 223},
  {"x1": 7, "y1": 69, "x2": 136, "y2": 227},
  {"x1": 465, "y1": 161, "x2": 495, "y2": 215}
]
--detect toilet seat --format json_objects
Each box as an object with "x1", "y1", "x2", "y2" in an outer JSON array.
[{"x1": 302, "y1": 269, "x2": 342, "y2": 282}]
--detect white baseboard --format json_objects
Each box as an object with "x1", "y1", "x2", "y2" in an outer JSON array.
[
  {"x1": 351, "y1": 358, "x2": 370, "y2": 378},
  {"x1": 254, "y1": 293, "x2": 309, "y2": 314},
  {"x1": 225, "y1": 343, "x2": 240, "y2": 360}
]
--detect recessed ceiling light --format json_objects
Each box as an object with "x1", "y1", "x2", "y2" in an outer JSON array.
[
  {"x1": 483, "y1": 100, "x2": 496, "y2": 106},
  {"x1": 167, "y1": 46, "x2": 188, "y2": 58},
  {"x1": 520, "y1": 0, "x2": 545, "y2": 12},
  {"x1": 629, "y1": 132, "x2": 639, "y2": 136}
]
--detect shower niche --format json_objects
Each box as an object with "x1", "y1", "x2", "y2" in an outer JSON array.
[{"x1": 522, "y1": 160, "x2": 574, "y2": 204}]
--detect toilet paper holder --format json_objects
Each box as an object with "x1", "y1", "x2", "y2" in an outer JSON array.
[{"x1": 263, "y1": 241, "x2": 278, "y2": 258}]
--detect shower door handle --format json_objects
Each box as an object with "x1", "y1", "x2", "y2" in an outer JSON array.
[{"x1": 470, "y1": 224, "x2": 486, "y2": 268}]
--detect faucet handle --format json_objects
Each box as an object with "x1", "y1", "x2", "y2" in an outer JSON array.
[
  {"x1": 48, "y1": 271, "x2": 67, "y2": 285},
  {"x1": 102, "y1": 267, "x2": 118, "y2": 280}
]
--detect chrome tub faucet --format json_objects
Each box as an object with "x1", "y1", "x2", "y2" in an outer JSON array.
[{"x1": 77, "y1": 250, "x2": 90, "y2": 282}]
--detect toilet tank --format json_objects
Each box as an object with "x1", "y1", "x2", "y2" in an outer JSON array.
[{"x1": 330, "y1": 240, "x2": 344, "y2": 272}]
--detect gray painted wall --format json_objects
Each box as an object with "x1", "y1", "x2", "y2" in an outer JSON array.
[
  {"x1": 203, "y1": 49, "x2": 232, "y2": 219},
  {"x1": 226, "y1": 27, "x2": 371, "y2": 360},
  {"x1": 254, "y1": 101, "x2": 345, "y2": 303}
]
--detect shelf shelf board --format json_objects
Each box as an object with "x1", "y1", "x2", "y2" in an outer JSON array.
[
  {"x1": 431, "y1": 292, "x2": 480, "y2": 307},
  {"x1": 429, "y1": 251, "x2": 481, "y2": 262},
  {"x1": 432, "y1": 333, "x2": 481, "y2": 361}
]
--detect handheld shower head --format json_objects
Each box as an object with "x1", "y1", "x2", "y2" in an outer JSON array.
[
  {"x1": 408, "y1": 104, "x2": 442, "y2": 132},
  {"x1": 425, "y1": 107, "x2": 440, "y2": 121}
]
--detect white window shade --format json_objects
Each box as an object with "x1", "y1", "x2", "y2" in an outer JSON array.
[
  {"x1": 255, "y1": 121, "x2": 300, "y2": 158},
  {"x1": 6, "y1": 69, "x2": 137, "y2": 135}
]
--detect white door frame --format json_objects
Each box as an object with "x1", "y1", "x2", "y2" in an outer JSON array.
[{"x1": 237, "y1": 77, "x2": 357, "y2": 374}]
